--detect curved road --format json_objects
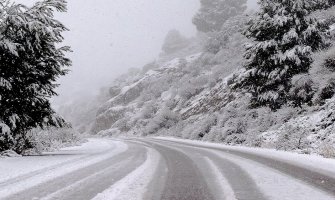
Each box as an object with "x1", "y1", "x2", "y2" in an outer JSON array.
[{"x1": 1, "y1": 138, "x2": 335, "y2": 200}]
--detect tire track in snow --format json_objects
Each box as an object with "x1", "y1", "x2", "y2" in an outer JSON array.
[
  {"x1": 209, "y1": 149, "x2": 335, "y2": 200},
  {"x1": 140, "y1": 140, "x2": 215, "y2": 200},
  {"x1": 0, "y1": 139, "x2": 120, "y2": 188},
  {"x1": 151, "y1": 139, "x2": 335, "y2": 200},
  {"x1": 204, "y1": 157, "x2": 237, "y2": 200},
  {"x1": 1, "y1": 142, "x2": 140, "y2": 200},
  {"x1": 148, "y1": 139, "x2": 267, "y2": 200},
  {"x1": 41, "y1": 156, "x2": 135, "y2": 200},
  {"x1": 92, "y1": 147, "x2": 161, "y2": 200},
  {"x1": 152, "y1": 138, "x2": 335, "y2": 196}
]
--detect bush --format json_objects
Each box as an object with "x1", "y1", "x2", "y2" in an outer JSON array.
[
  {"x1": 24, "y1": 127, "x2": 83, "y2": 154},
  {"x1": 275, "y1": 125, "x2": 310, "y2": 152},
  {"x1": 289, "y1": 74, "x2": 316, "y2": 107},
  {"x1": 319, "y1": 142, "x2": 335, "y2": 158},
  {"x1": 315, "y1": 79, "x2": 335, "y2": 105},
  {"x1": 143, "y1": 107, "x2": 180, "y2": 136},
  {"x1": 324, "y1": 57, "x2": 335, "y2": 71}
]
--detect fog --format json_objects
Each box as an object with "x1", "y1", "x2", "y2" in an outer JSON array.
[{"x1": 16, "y1": 0, "x2": 259, "y2": 107}]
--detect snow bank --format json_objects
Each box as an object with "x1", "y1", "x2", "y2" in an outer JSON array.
[{"x1": 0, "y1": 150, "x2": 22, "y2": 157}]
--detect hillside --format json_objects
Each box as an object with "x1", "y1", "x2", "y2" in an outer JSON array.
[{"x1": 59, "y1": 8, "x2": 335, "y2": 157}]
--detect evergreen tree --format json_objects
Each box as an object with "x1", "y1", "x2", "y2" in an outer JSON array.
[
  {"x1": 0, "y1": 0, "x2": 71, "y2": 152},
  {"x1": 236, "y1": 0, "x2": 327, "y2": 110},
  {"x1": 327, "y1": 0, "x2": 335, "y2": 7},
  {"x1": 193, "y1": 0, "x2": 247, "y2": 33},
  {"x1": 161, "y1": 30, "x2": 190, "y2": 55}
]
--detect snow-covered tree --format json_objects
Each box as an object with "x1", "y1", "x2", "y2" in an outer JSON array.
[
  {"x1": 204, "y1": 14, "x2": 249, "y2": 54},
  {"x1": 236, "y1": 0, "x2": 328, "y2": 110},
  {"x1": 289, "y1": 74, "x2": 315, "y2": 107},
  {"x1": 0, "y1": 0, "x2": 71, "y2": 152},
  {"x1": 161, "y1": 30, "x2": 190, "y2": 55},
  {"x1": 193, "y1": 0, "x2": 247, "y2": 33}
]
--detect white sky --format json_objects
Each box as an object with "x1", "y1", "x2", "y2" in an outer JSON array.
[{"x1": 15, "y1": 0, "x2": 258, "y2": 105}]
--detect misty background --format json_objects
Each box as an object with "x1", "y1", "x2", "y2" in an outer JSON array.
[{"x1": 17, "y1": 0, "x2": 258, "y2": 108}]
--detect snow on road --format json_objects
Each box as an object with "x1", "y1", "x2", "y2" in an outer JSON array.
[
  {"x1": 154, "y1": 136, "x2": 335, "y2": 177},
  {"x1": 0, "y1": 139, "x2": 118, "y2": 182},
  {"x1": 0, "y1": 139, "x2": 127, "y2": 199},
  {"x1": 92, "y1": 147, "x2": 160, "y2": 200},
  {"x1": 1, "y1": 137, "x2": 335, "y2": 200},
  {"x1": 150, "y1": 137, "x2": 335, "y2": 199},
  {"x1": 210, "y1": 149, "x2": 335, "y2": 200},
  {"x1": 205, "y1": 157, "x2": 237, "y2": 200}
]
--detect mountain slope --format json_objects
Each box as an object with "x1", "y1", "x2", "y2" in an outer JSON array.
[{"x1": 60, "y1": 11, "x2": 335, "y2": 157}]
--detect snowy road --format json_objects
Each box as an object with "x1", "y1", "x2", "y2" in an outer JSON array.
[{"x1": 1, "y1": 138, "x2": 335, "y2": 200}]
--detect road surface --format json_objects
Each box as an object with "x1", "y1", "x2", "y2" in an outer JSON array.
[{"x1": 0, "y1": 137, "x2": 335, "y2": 200}]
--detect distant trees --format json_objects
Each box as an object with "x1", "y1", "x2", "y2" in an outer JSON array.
[
  {"x1": 162, "y1": 30, "x2": 190, "y2": 55},
  {"x1": 193, "y1": 0, "x2": 247, "y2": 33},
  {"x1": 204, "y1": 15, "x2": 249, "y2": 54},
  {"x1": 236, "y1": 0, "x2": 328, "y2": 110},
  {"x1": 0, "y1": 0, "x2": 71, "y2": 153}
]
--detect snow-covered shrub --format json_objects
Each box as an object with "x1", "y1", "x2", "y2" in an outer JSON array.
[
  {"x1": 192, "y1": 0, "x2": 247, "y2": 32},
  {"x1": 275, "y1": 124, "x2": 311, "y2": 152},
  {"x1": 310, "y1": 42, "x2": 335, "y2": 105},
  {"x1": 324, "y1": 56, "x2": 335, "y2": 71},
  {"x1": 289, "y1": 74, "x2": 316, "y2": 107},
  {"x1": 204, "y1": 15, "x2": 249, "y2": 54},
  {"x1": 98, "y1": 128, "x2": 121, "y2": 137},
  {"x1": 189, "y1": 115, "x2": 217, "y2": 139},
  {"x1": 143, "y1": 107, "x2": 180, "y2": 136},
  {"x1": 141, "y1": 61, "x2": 159, "y2": 75},
  {"x1": 161, "y1": 30, "x2": 190, "y2": 55},
  {"x1": 92, "y1": 106, "x2": 127, "y2": 134},
  {"x1": 221, "y1": 117, "x2": 247, "y2": 144},
  {"x1": 0, "y1": 122, "x2": 13, "y2": 152},
  {"x1": 138, "y1": 102, "x2": 158, "y2": 120},
  {"x1": 315, "y1": 78, "x2": 335, "y2": 105},
  {"x1": 109, "y1": 86, "x2": 121, "y2": 98},
  {"x1": 111, "y1": 118, "x2": 131, "y2": 133},
  {"x1": 178, "y1": 83, "x2": 198, "y2": 100},
  {"x1": 319, "y1": 142, "x2": 335, "y2": 158},
  {"x1": 26, "y1": 127, "x2": 83, "y2": 154},
  {"x1": 183, "y1": 53, "x2": 216, "y2": 76}
]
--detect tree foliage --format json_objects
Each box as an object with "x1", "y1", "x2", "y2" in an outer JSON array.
[
  {"x1": 193, "y1": 0, "x2": 247, "y2": 33},
  {"x1": 0, "y1": 0, "x2": 71, "y2": 152},
  {"x1": 162, "y1": 29, "x2": 190, "y2": 55},
  {"x1": 235, "y1": 0, "x2": 328, "y2": 110}
]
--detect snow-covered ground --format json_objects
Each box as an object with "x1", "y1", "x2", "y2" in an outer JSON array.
[{"x1": 0, "y1": 139, "x2": 128, "y2": 198}]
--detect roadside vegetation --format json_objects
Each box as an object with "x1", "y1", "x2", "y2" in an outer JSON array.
[{"x1": 0, "y1": 0, "x2": 78, "y2": 155}]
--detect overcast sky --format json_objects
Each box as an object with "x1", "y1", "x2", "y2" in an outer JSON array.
[{"x1": 17, "y1": 0, "x2": 258, "y2": 105}]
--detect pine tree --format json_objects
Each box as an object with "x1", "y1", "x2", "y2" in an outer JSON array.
[
  {"x1": 327, "y1": 0, "x2": 335, "y2": 7},
  {"x1": 0, "y1": 0, "x2": 71, "y2": 153},
  {"x1": 193, "y1": 0, "x2": 247, "y2": 33},
  {"x1": 237, "y1": 0, "x2": 327, "y2": 110},
  {"x1": 161, "y1": 30, "x2": 190, "y2": 55}
]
